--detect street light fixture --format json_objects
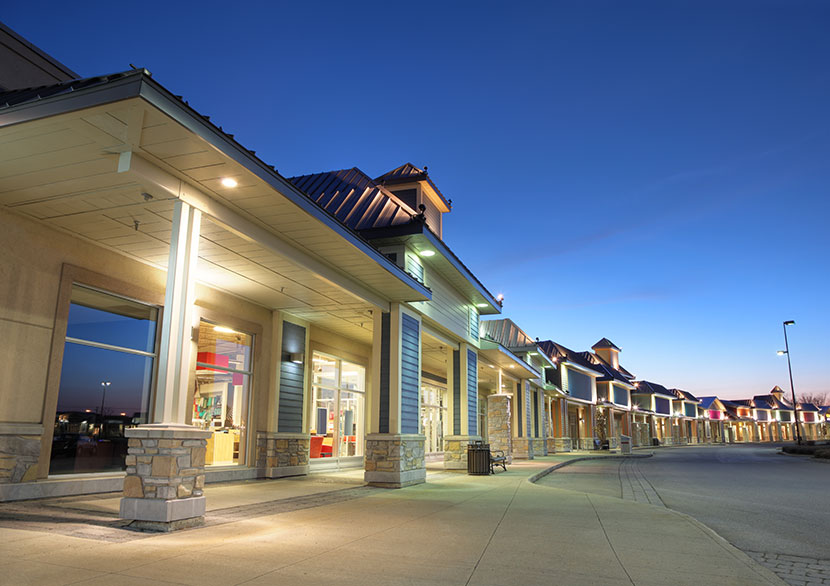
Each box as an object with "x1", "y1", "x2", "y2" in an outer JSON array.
[
  {"x1": 778, "y1": 320, "x2": 802, "y2": 445},
  {"x1": 99, "y1": 381, "x2": 111, "y2": 422}
]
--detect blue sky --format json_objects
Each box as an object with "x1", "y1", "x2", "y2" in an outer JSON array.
[{"x1": 6, "y1": 1, "x2": 828, "y2": 400}]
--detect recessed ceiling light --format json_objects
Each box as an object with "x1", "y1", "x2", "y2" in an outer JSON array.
[
  {"x1": 476, "y1": 303, "x2": 488, "y2": 308},
  {"x1": 419, "y1": 249, "x2": 435, "y2": 257},
  {"x1": 221, "y1": 177, "x2": 238, "y2": 188}
]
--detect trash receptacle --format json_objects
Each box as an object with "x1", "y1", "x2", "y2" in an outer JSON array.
[
  {"x1": 652, "y1": 437, "x2": 660, "y2": 447},
  {"x1": 467, "y1": 441, "x2": 490, "y2": 475},
  {"x1": 619, "y1": 435, "x2": 631, "y2": 454}
]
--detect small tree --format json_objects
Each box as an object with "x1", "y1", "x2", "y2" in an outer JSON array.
[{"x1": 798, "y1": 391, "x2": 830, "y2": 406}]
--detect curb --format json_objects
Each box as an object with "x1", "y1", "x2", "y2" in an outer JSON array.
[
  {"x1": 668, "y1": 509, "x2": 787, "y2": 585},
  {"x1": 526, "y1": 452, "x2": 654, "y2": 484}
]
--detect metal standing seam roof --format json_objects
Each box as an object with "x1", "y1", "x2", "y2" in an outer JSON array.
[
  {"x1": 537, "y1": 340, "x2": 604, "y2": 376},
  {"x1": 287, "y1": 168, "x2": 415, "y2": 231},
  {"x1": 698, "y1": 397, "x2": 722, "y2": 410},
  {"x1": 632, "y1": 380, "x2": 676, "y2": 398},
  {"x1": 671, "y1": 389, "x2": 701, "y2": 403},
  {"x1": 753, "y1": 394, "x2": 793, "y2": 411},
  {"x1": 375, "y1": 162, "x2": 451, "y2": 209},
  {"x1": 0, "y1": 69, "x2": 139, "y2": 108},
  {"x1": 579, "y1": 352, "x2": 632, "y2": 384},
  {"x1": 480, "y1": 319, "x2": 536, "y2": 348},
  {"x1": 592, "y1": 337, "x2": 621, "y2": 351}
]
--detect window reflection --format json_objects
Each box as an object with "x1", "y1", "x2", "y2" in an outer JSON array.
[{"x1": 51, "y1": 286, "x2": 157, "y2": 475}]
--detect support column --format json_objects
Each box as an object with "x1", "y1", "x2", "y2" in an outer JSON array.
[
  {"x1": 365, "y1": 304, "x2": 425, "y2": 487},
  {"x1": 256, "y1": 314, "x2": 311, "y2": 479},
  {"x1": 444, "y1": 343, "x2": 481, "y2": 470},
  {"x1": 487, "y1": 394, "x2": 512, "y2": 462},
  {"x1": 555, "y1": 397, "x2": 572, "y2": 452},
  {"x1": 512, "y1": 380, "x2": 533, "y2": 459},
  {"x1": 120, "y1": 200, "x2": 209, "y2": 531}
]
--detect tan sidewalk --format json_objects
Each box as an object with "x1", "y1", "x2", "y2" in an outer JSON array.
[{"x1": 0, "y1": 457, "x2": 783, "y2": 586}]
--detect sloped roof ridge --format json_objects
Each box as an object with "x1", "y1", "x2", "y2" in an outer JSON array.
[
  {"x1": 375, "y1": 162, "x2": 426, "y2": 182},
  {"x1": 592, "y1": 337, "x2": 621, "y2": 351}
]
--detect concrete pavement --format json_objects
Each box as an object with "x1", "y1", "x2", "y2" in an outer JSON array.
[{"x1": 0, "y1": 455, "x2": 784, "y2": 585}]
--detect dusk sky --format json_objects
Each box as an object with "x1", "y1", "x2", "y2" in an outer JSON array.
[{"x1": 7, "y1": 1, "x2": 828, "y2": 400}]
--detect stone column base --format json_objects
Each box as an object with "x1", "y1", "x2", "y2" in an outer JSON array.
[
  {"x1": 120, "y1": 424, "x2": 209, "y2": 531},
  {"x1": 577, "y1": 438, "x2": 597, "y2": 450},
  {"x1": 546, "y1": 438, "x2": 557, "y2": 453},
  {"x1": 256, "y1": 432, "x2": 310, "y2": 478},
  {"x1": 554, "y1": 437, "x2": 572, "y2": 452},
  {"x1": 443, "y1": 435, "x2": 482, "y2": 470},
  {"x1": 608, "y1": 436, "x2": 619, "y2": 450},
  {"x1": 365, "y1": 434, "x2": 425, "y2": 488},
  {"x1": 512, "y1": 437, "x2": 534, "y2": 459},
  {"x1": 120, "y1": 495, "x2": 206, "y2": 531}
]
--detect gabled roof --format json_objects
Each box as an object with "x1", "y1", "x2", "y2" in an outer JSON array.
[
  {"x1": 375, "y1": 163, "x2": 450, "y2": 209},
  {"x1": 671, "y1": 388, "x2": 700, "y2": 403},
  {"x1": 798, "y1": 402, "x2": 820, "y2": 413},
  {"x1": 753, "y1": 394, "x2": 793, "y2": 411},
  {"x1": 632, "y1": 380, "x2": 675, "y2": 398},
  {"x1": 288, "y1": 168, "x2": 415, "y2": 231},
  {"x1": 538, "y1": 340, "x2": 603, "y2": 376},
  {"x1": 698, "y1": 396, "x2": 724, "y2": 410},
  {"x1": 592, "y1": 338, "x2": 621, "y2": 351},
  {"x1": 580, "y1": 352, "x2": 632, "y2": 385},
  {"x1": 753, "y1": 399, "x2": 773, "y2": 410}
]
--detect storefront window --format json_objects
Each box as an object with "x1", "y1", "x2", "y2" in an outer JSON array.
[
  {"x1": 51, "y1": 286, "x2": 157, "y2": 475},
  {"x1": 310, "y1": 353, "x2": 365, "y2": 459},
  {"x1": 421, "y1": 383, "x2": 446, "y2": 454},
  {"x1": 192, "y1": 321, "x2": 252, "y2": 466}
]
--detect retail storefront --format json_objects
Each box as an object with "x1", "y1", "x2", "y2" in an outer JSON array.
[{"x1": 309, "y1": 352, "x2": 366, "y2": 467}]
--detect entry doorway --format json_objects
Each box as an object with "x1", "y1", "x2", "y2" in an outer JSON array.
[{"x1": 309, "y1": 352, "x2": 366, "y2": 468}]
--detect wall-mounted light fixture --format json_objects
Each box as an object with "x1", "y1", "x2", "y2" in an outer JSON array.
[{"x1": 289, "y1": 352, "x2": 304, "y2": 364}]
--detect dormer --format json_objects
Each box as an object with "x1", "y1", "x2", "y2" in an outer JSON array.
[
  {"x1": 770, "y1": 386, "x2": 785, "y2": 402},
  {"x1": 376, "y1": 163, "x2": 451, "y2": 239},
  {"x1": 592, "y1": 338, "x2": 621, "y2": 369}
]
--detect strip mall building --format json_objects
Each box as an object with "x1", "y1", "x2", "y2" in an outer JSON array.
[{"x1": 0, "y1": 24, "x2": 824, "y2": 528}]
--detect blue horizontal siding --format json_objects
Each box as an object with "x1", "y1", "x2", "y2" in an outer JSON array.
[
  {"x1": 467, "y1": 349, "x2": 477, "y2": 435},
  {"x1": 401, "y1": 314, "x2": 420, "y2": 434},
  {"x1": 279, "y1": 321, "x2": 305, "y2": 433}
]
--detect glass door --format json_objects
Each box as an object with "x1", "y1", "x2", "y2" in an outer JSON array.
[
  {"x1": 420, "y1": 383, "x2": 446, "y2": 455},
  {"x1": 310, "y1": 353, "x2": 365, "y2": 462}
]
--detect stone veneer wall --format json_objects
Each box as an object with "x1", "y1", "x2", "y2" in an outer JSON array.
[
  {"x1": 487, "y1": 395, "x2": 512, "y2": 462},
  {"x1": 554, "y1": 437, "x2": 572, "y2": 452},
  {"x1": 443, "y1": 435, "x2": 481, "y2": 470},
  {"x1": 512, "y1": 437, "x2": 534, "y2": 459},
  {"x1": 256, "y1": 432, "x2": 310, "y2": 478},
  {"x1": 0, "y1": 424, "x2": 41, "y2": 483},
  {"x1": 546, "y1": 438, "x2": 557, "y2": 453},
  {"x1": 364, "y1": 434, "x2": 425, "y2": 488},
  {"x1": 578, "y1": 438, "x2": 597, "y2": 450},
  {"x1": 120, "y1": 424, "x2": 209, "y2": 531}
]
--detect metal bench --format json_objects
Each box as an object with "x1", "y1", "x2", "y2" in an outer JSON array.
[{"x1": 489, "y1": 449, "x2": 507, "y2": 474}]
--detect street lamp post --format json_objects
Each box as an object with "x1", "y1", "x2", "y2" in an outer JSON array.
[
  {"x1": 778, "y1": 320, "x2": 802, "y2": 445},
  {"x1": 99, "y1": 381, "x2": 111, "y2": 422}
]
